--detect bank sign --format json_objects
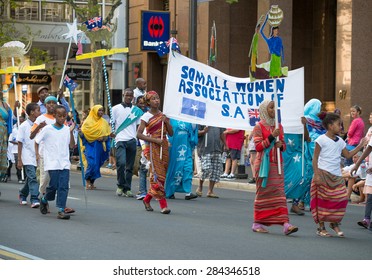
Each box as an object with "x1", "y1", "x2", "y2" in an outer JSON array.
[{"x1": 140, "y1": 10, "x2": 170, "y2": 51}]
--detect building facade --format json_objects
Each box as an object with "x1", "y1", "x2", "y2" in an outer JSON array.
[
  {"x1": 1, "y1": 0, "x2": 126, "y2": 113},
  {"x1": 129, "y1": 0, "x2": 372, "y2": 130},
  {"x1": 2, "y1": 0, "x2": 372, "y2": 131}
]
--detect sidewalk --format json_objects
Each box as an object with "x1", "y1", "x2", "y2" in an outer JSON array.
[{"x1": 70, "y1": 163, "x2": 257, "y2": 193}]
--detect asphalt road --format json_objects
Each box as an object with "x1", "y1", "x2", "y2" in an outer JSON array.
[{"x1": 0, "y1": 170, "x2": 371, "y2": 260}]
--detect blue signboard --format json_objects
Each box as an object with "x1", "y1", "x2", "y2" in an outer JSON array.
[{"x1": 141, "y1": 10, "x2": 170, "y2": 51}]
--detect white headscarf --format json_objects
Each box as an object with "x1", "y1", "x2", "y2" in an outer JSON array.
[{"x1": 259, "y1": 100, "x2": 275, "y2": 126}]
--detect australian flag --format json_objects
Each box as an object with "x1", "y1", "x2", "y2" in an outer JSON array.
[
  {"x1": 63, "y1": 75, "x2": 78, "y2": 91},
  {"x1": 84, "y1": 16, "x2": 102, "y2": 31},
  {"x1": 181, "y1": 97, "x2": 206, "y2": 119},
  {"x1": 248, "y1": 108, "x2": 260, "y2": 126},
  {"x1": 248, "y1": 107, "x2": 282, "y2": 126},
  {"x1": 156, "y1": 38, "x2": 181, "y2": 57}
]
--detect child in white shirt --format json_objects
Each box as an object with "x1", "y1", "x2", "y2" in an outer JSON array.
[
  {"x1": 312, "y1": 113, "x2": 365, "y2": 237},
  {"x1": 17, "y1": 103, "x2": 41, "y2": 207},
  {"x1": 30, "y1": 95, "x2": 57, "y2": 196},
  {"x1": 351, "y1": 135, "x2": 372, "y2": 231},
  {"x1": 35, "y1": 105, "x2": 75, "y2": 220}
]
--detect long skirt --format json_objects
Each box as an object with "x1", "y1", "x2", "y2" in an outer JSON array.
[
  {"x1": 269, "y1": 54, "x2": 282, "y2": 77},
  {"x1": 0, "y1": 124, "x2": 8, "y2": 178},
  {"x1": 254, "y1": 162, "x2": 289, "y2": 225},
  {"x1": 310, "y1": 169, "x2": 348, "y2": 224}
]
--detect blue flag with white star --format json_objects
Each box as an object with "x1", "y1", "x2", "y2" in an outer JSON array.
[
  {"x1": 181, "y1": 97, "x2": 206, "y2": 119},
  {"x1": 283, "y1": 133, "x2": 313, "y2": 205}
]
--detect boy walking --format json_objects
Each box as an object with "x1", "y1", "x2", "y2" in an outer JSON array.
[
  {"x1": 17, "y1": 103, "x2": 41, "y2": 207},
  {"x1": 30, "y1": 95, "x2": 58, "y2": 196},
  {"x1": 35, "y1": 105, "x2": 75, "y2": 219}
]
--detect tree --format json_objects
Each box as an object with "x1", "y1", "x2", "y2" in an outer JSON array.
[{"x1": 64, "y1": 0, "x2": 122, "y2": 106}]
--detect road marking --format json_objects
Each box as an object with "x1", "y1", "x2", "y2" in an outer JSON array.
[
  {"x1": 67, "y1": 196, "x2": 81, "y2": 200},
  {"x1": 0, "y1": 245, "x2": 43, "y2": 260}
]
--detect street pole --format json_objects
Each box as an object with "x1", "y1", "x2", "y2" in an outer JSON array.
[{"x1": 189, "y1": 0, "x2": 197, "y2": 60}]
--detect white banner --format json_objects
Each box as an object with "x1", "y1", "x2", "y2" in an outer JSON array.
[{"x1": 163, "y1": 52, "x2": 304, "y2": 133}]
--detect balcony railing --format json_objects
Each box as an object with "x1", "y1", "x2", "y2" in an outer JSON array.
[{"x1": 5, "y1": 0, "x2": 112, "y2": 23}]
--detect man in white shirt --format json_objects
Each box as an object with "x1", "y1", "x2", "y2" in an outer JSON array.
[{"x1": 112, "y1": 88, "x2": 143, "y2": 197}]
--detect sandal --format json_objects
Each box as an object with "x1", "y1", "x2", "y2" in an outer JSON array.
[
  {"x1": 283, "y1": 223, "x2": 299, "y2": 235},
  {"x1": 252, "y1": 223, "x2": 269, "y2": 233},
  {"x1": 316, "y1": 226, "x2": 332, "y2": 237},
  {"x1": 143, "y1": 200, "x2": 153, "y2": 212},
  {"x1": 86, "y1": 184, "x2": 94, "y2": 190},
  {"x1": 329, "y1": 222, "x2": 344, "y2": 237},
  {"x1": 207, "y1": 193, "x2": 219, "y2": 198},
  {"x1": 195, "y1": 190, "x2": 202, "y2": 197}
]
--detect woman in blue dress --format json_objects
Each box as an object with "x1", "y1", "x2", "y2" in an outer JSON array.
[
  {"x1": 165, "y1": 119, "x2": 198, "y2": 200},
  {"x1": 80, "y1": 105, "x2": 111, "y2": 189},
  {"x1": 284, "y1": 99, "x2": 326, "y2": 213}
]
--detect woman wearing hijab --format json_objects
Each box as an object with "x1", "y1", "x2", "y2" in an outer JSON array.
[
  {"x1": 0, "y1": 94, "x2": 13, "y2": 183},
  {"x1": 80, "y1": 105, "x2": 111, "y2": 189},
  {"x1": 252, "y1": 100, "x2": 298, "y2": 235},
  {"x1": 284, "y1": 99, "x2": 327, "y2": 213}
]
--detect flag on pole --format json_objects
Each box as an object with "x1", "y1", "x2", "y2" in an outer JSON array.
[
  {"x1": 209, "y1": 21, "x2": 217, "y2": 65},
  {"x1": 156, "y1": 38, "x2": 181, "y2": 57},
  {"x1": 63, "y1": 75, "x2": 78, "y2": 91}
]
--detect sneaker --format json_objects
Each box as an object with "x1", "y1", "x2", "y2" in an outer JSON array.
[
  {"x1": 226, "y1": 174, "x2": 236, "y2": 180},
  {"x1": 31, "y1": 201, "x2": 40, "y2": 208},
  {"x1": 39, "y1": 198, "x2": 49, "y2": 215},
  {"x1": 124, "y1": 190, "x2": 134, "y2": 197},
  {"x1": 220, "y1": 173, "x2": 228, "y2": 179},
  {"x1": 18, "y1": 180, "x2": 24, "y2": 184},
  {"x1": 64, "y1": 207, "x2": 75, "y2": 214},
  {"x1": 185, "y1": 193, "x2": 198, "y2": 200},
  {"x1": 18, "y1": 194, "x2": 27, "y2": 205},
  {"x1": 136, "y1": 193, "x2": 146, "y2": 200},
  {"x1": 57, "y1": 211, "x2": 71, "y2": 220},
  {"x1": 116, "y1": 188, "x2": 124, "y2": 196},
  {"x1": 357, "y1": 219, "x2": 370, "y2": 229}
]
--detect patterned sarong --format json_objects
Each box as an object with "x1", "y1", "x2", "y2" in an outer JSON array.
[
  {"x1": 145, "y1": 113, "x2": 169, "y2": 200},
  {"x1": 310, "y1": 169, "x2": 347, "y2": 224},
  {"x1": 254, "y1": 162, "x2": 289, "y2": 225}
]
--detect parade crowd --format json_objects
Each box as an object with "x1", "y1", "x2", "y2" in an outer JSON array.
[{"x1": 1, "y1": 78, "x2": 372, "y2": 238}]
